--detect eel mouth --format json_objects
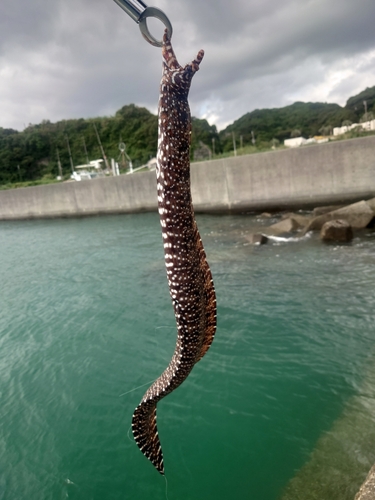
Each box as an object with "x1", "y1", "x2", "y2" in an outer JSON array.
[{"x1": 162, "y1": 29, "x2": 204, "y2": 75}]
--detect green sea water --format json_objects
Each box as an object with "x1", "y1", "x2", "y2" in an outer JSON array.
[{"x1": 1, "y1": 213, "x2": 375, "y2": 500}]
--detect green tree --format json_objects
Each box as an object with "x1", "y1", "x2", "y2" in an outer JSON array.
[
  {"x1": 345, "y1": 86, "x2": 375, "y2": 120},
  {"x1": 191, "y1": 118, "x2": 221, "y2": 158},
  {"x1": 360, "y1": 112, "x2": 374, "y2": 123},
  {"x1": 291, "y1": 129, "x2": 302, "y2": 138}
]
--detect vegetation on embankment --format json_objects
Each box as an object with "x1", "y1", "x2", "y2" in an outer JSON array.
[{"x1": 0, "y1": 85, "x2": 374, "y2": 187}]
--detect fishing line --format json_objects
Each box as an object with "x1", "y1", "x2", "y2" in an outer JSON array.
[
  {"x1": 164, "y1": 474, "x2": 170, "y2": 500},
  {"x1": 118, "y1": 378, "x2": 156, "y2": 397},
  {"x1": 119, "y1": 327, "x2": 174, "y2": 399},
  {"x1": 127, "y1": 424, "x2": 133, "y2": 443}
]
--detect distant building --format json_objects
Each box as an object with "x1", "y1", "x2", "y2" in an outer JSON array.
[
  {"x1": 71, "y1": 159, "x2": 105, "y2": 181},
  {"x1": 284, "y1": 136, "x2": 329, "y2": 147},
  {"x1": 361, "y1": 119, "x2": 375, "y2": 131},
  {"x1": 333, "y1": 120, "x2": 375, "y2": 136},
  {"x1": 284, "y1": 137, "x2": 308, "y2": 147},
  {"x1": 314, "y1": 136, "x2": 329, "y2": 144}
]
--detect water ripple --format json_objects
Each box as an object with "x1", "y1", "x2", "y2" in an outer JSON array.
[{"x1": 0, "y1": 214, "x2": 374, "y2": 500}]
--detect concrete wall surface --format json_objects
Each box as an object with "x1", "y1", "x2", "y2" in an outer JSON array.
[
  {"x1": 191, "y1": 135, "x2": 375, "y2": 212},
  {"x1": 0, "y1": 170, "x2": 158, "y2": 220},
  {"x1": 1, "y1": 135, "x2": 375, "y2": 220}
]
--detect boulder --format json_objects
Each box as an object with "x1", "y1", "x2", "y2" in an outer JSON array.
[
  {"x1": 281, "y1": 212, "x2": 313, "y2": 228},
  {"x1": 265, "y1": 217, "x2": 302, "y2": 236},
  {"x1": 365, "y1": 197, "x2": 375, "y2": 212},
  {"x1": 320, "y1": 219, "x2": 353, "y2": 242},
  {"x1": 245, "y1": 233, "x2": 268, "y2": 245},
  {"x1": 259, "y1": 212, "x2": 273, "y2": 218},
  {"x1": 313, "y1": 205, "x2": 345, "y2": 216},
  {"x1": 305, "y1": 200, "x2": 375, "y2": 232},
  {"x1": 365, "y1": 198, "x2": 375, "y2": 228}
]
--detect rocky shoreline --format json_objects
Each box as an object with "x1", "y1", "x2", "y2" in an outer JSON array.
[
  {"x1": 245, "y1": 197, "x2": 375, "y2": 245},
  {"x1": 355, "y1": 465, "x2": 375, "y2": 500}
]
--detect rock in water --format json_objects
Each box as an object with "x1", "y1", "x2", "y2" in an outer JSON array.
[
  {"x1": 306, "y1": 200, "x2": 374, "y2": 232},
  {"x1": 320, "y1": 219, "x2": 353, "y2": 242},
  {"x1": 246, "y1": 233, "x2": 268, "y2": 245},
  {"x1": 265, "y1": 217, "x2": 302, "y2": 236},
  {"x1": 313, "y1": 205, "x2": 345, "y2": 216}
]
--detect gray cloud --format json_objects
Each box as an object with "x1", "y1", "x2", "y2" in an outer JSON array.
[{"x1": 0, "y1": 0, "x2": 374, "y2": 131}]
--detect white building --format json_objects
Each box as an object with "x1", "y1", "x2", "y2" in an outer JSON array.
[
  {"x1": 284, "y1": 136, "x2": 329, "y2": 148},
  {"x1": 71, "y1": 159, "x2": 105, "y2": 181},
  {"x1": 284, "y1": 137, "x2": 308, "y2": 148},
  {"x1": 333, "y1": 120, "x2": 375, "y2": 136}
]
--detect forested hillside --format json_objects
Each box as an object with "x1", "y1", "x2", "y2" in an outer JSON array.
[
  {"x1": 0, "y1": 85, "x2": 374, "y2": 185},
  {"x1": 219, "y1": 102, "x2": 356, "y2": 151},
  {"x1": 0, "y1": 105, "x2": 220, "y2": 185},
  {"x1": 219, "y1": 85, "x2": 375, "y2": 152},
  {"x1": 345, "y1": 86, "x2": 375, "y2": 114}
]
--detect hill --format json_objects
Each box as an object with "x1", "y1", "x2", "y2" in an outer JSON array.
[
  {"x1": 219, "y1": 85, "x2": 375, "y2": 152},
  {"x1": 345, "y1": 85, "x2": 375, "y2": 114}
]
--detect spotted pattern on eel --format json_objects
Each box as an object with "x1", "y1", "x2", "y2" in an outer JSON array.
[{"x1": 131, "y1": 31, "x2": 217, "y2": 475}]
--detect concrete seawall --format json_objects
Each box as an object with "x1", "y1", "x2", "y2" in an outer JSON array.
[{"x1": 1, "y1": 135, "x2": 375, "y2": 220}]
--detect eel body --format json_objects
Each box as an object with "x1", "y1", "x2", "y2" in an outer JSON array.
[{"x1": 131, "y1": 32, "x2": 217, "y2": 475}]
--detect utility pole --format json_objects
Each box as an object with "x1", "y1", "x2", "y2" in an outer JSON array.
[
  {"x1": 212, "y1": 137, "x2": 215, "y2": 157},
  {"x1": 232, "y1": 132, "x2": 237, "y2": 157},
  {"x1": 65, "y1": 135, "x2": 74, "y2": 174},
  {"x1": 93, "y1": 123, "x2": 110, "y2": 172},
  {"x1": 118, "y1": 141, "x2": 126, "y2": 170},
  {"x1": 82, "y1": 136, "x2": 89, "y2": 164},
  {"x1": 251, "y1": 130, "x2": 256, "y2": 146},
  {"x1": 17, "y1": 165, "x2": 21, "y2": 182},
  {"x1": 240, "y1": 135, "x2": 243, "y2": 150},
  {"x1": 118, "y1": 142, "x2": 133, "y2": 173},
  {"x1": 364, "y1": 100, "x2": 368, "y2": 121},
  {"x1": 56, "y1": 148, "x2": 63, "y2": 179}
]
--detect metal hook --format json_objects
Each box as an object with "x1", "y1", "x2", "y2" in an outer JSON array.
[{"x1": 113, "y1": 0, "x2": 173, "y2": 47}]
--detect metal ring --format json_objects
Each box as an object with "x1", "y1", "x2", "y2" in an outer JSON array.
[{"x1": 138, "y1": 7, "x2": 173, "y2": 47}]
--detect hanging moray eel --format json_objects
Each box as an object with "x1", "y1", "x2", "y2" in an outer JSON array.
[{"x1": 132, "y1": 31, "x2": 217, "y2": 475}]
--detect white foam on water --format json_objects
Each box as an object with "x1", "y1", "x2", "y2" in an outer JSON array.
[{"x1": 267, "y1": 232, "x2": 313, "y2": 244}]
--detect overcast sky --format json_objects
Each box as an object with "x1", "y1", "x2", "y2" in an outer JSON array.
[{"x1": 1, "y1": 0, "x2": 374, "y2": 132}]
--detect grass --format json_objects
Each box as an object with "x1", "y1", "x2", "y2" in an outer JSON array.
[
  {"x1": 193, "y1": 143, "x2": 287, "y2": 163},
  {"x1": 0, "y1": 176, "x2": 66, "y2": 190}
]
